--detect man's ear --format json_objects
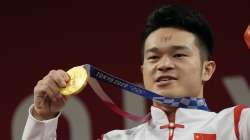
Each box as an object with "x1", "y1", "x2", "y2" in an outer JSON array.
[{"x1": 202, "y1": 61, "x2": 216, "y2": 82}]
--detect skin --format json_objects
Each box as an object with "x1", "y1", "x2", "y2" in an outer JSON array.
[
  {"x1": 32, "y1": 27, "x2": 216, "y2": 122},
  {"x1": 32, "y1": 70, "x2": 70, "y2": 120},
  {"x1": 141, "y1": 27, "x2": 216, "y2": 121}
]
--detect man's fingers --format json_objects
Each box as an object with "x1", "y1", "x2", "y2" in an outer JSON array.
[
  {"x1": 62, "y1": 95, "x2": 69, "y2": 103},
  {"x1": 34, "y1": 69, "x2": 69, "y2": 103},
  {"x1": 34, "y1": 83, "x2": 55, "y2": 104},
  {"x1": 48, "y1": 70, "x2": 68, "y2": 88},
  {"x1": 32, "y1": 69, "x2": 70, "y2": 120},
  {"x1": 46, "y1": 87, "x2": 58, "y2": 102},
  {"x1": 57, "y1": 69, "x2": 70, "y2": 82},
  {"x1": 43, "y1": 76, "x2": 60, "y2": 93}
]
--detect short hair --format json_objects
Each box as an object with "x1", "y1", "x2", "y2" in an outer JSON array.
[{"x1": 141, "y1": 4, "x2": 213, "y2": 61}]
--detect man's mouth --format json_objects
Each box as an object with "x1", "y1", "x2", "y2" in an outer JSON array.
[{"x1": 155, "y1": 76, "x2": 177, "y2": 86}]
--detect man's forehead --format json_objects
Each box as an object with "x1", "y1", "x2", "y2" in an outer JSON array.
[
  {"x1": 144, "y1": 28, "x2": 197, "y2": 50},
  {"x1": 160, "y1": 34, "x2": 173, "y2": 42}
]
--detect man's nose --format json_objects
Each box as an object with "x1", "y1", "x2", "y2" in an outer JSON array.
[{"x1": 156, "y1": 56, "x2": 175, "y2": 71}]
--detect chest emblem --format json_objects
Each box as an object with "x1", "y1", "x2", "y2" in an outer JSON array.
[{"x1": 194, "y1": 133, "x2": 216, "y2": 140}]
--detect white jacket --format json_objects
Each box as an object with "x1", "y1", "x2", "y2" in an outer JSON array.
[{"x1": 22, "y1": 105, "x2": 250, "y2": 140}]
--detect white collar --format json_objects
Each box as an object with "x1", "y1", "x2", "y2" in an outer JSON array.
[{"x1": 150, "y1": 106, "x2": 216, "y2": 126}]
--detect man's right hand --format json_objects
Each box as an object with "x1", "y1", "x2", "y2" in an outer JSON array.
[{"x1": 32, "y1": 69, "x2": 70, "y2": 120}]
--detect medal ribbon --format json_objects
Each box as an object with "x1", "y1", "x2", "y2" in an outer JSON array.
[{"x1": 84, "y1": 64, "x2": 209, "y2": 122}]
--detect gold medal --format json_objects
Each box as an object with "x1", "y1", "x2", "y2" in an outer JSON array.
[{"x1": 60, "y1": 66, "x2": 88, "y2": 95}]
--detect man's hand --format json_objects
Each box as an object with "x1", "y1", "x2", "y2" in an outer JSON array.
[{"x1": 32, "y1": 69, "x2": 70, "y2": 120}]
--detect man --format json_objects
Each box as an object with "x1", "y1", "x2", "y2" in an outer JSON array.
[{"x1": 22, "y1": 4, "x2": 250, "y2": 140}]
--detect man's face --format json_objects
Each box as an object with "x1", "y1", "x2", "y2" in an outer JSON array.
[{"x1": 142, "y1": 27, "x2": 214, "y2": 98}]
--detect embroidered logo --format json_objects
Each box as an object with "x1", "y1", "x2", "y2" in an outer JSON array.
[{"x1": 194, "y1": 133, "x2": 216, "y2": 140}]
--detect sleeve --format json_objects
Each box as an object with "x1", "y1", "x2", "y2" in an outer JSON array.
[
  {"x1": 22, "y1": 105, "x2": 61, "y2": 140},
  {"x1": 239, "y1": 108, "x2": 250, "y2": 140}
]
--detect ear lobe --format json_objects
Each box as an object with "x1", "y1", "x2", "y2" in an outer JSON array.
[{"x1": 202, "y1": 61, "x2": 216, "y2": 82}]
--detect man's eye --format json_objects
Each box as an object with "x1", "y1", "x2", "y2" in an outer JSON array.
[
  {"x1": 148, "y1": 56, "x2": 159, "y2": 60},
  {"x1": 174, "y1": 54, "x2": 186, "y2": 58}
]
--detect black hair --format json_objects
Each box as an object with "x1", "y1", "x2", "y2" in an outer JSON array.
[{"x1": 141, "y1": 4, "x2": 213, "y2": 61}]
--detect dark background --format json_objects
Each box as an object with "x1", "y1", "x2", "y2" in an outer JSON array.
[{"x1": 1, "y1": 0, "x2": 250, "y2": 139}]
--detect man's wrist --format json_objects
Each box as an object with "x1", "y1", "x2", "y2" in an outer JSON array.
[{"x1": 31, "y1": 106, "x2": 59, "y2": 121}]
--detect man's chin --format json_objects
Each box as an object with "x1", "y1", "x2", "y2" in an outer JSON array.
[
  {"x1": 160, "y1": 94, "x2": 179, "y2": 98},
  {"x1": 153, "y1": 90, "x2": 186, "y2": 98},
  {"x1": 155, "y1": 91, "x2": 180, "y2": 98},
  {"x1": 149, "y1": 88, "x2": 185, "y2": 98},
  {"x1": 151, "y1": 89, "x2": 202, "y2": 98}
]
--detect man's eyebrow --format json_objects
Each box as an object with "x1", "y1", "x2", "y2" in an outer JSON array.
[
  {"x1": 171, "y1": 45, "x2": 191, "y2": 51},
  {"x1": 145, "y1": 45, "x2": 191, "y2": 54},
  {"x1": 145, "y1": 47, "x2": 160, "y2": 54}
]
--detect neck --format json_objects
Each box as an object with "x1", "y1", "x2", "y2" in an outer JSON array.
[{"x1": 153, "y1": 102, "x2": 177, "y2": 122}]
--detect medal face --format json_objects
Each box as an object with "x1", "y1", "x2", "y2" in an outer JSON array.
[{"x1": 60, "y1": 66, "x2": 88, "y2": 95}]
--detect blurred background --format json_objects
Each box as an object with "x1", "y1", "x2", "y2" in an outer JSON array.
[{"x1": 1, "y1": 0, "x2": 249, "y2": 139}]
